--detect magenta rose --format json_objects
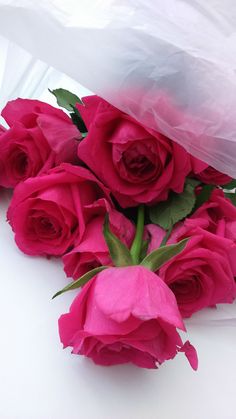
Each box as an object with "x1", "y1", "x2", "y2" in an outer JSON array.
[
  {"x1": 77, "y1": 96, "x2": 191, "y2": 208},
  {"x1": 0, "y1": 99, "x2": 80, "y2": 187},
  {"x1": 158, "y1": 218, "x2": 236, "y2": 318},
  {"x1": 59, "y1": 266, "x2": 198, "y2": 369},
  {"x1": 190, "y1": 156, "x2": 231, "y2": 185},
  {"x1": 7, "y1": 163, "x2": 111, "y2": 256},
  {"x1": 191, "y1": 189, "x2": 236, "y2": 274},
  {"x1": 63, "y1": 208, "x2": 135, "y2": 279},
  {"x1": 192, "y1": 189, "x2": 236, "y2": 238}
]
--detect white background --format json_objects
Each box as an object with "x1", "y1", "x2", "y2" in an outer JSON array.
[{"x1": 1, "y1": 189, "x2": 236, "y2": 419}]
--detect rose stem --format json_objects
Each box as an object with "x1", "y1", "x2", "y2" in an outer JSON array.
[{"x1": 130, "y1": 205, "x2": 145, "y2": 265}]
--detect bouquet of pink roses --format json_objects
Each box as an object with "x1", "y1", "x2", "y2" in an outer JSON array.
[{"x1": 1, "y1": 88, "x2": 236, "y2": 371}]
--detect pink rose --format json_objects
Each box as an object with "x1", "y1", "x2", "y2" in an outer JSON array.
[
  {"x1": 192, "y1": 189, "x2": 236, "y2": 238},
  {"x1": 7, "y1": 163, "x2": 111, "y2": 256},
  {"x1": 59, "y1": 266, "x2": 198, "y2": 369},
  {"x1": 0, "y1": 99, "x2": 80, "y2": 187},
  {"x1": 190, "y1": 156, "x2": 231, "y2": 185},
  {"x1": 191, "y1": 189, "x2": 236, "y2": 274},
  {"x1": 159, "y1": 218, "x2": 236, "y2": 318},
  {"x1": 63, "y1": 208, "x2": 135, "y2": 279},
  {"x1": 77, "y1": 96, "x2": 191, "y2": 208}
]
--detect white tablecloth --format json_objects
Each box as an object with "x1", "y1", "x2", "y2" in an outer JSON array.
[{"x1": 0, "y1": 190, "x2": 236, "y2": 419}]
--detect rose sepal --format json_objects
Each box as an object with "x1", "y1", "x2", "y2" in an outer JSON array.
[
  {"x1": 52, "y1": 266, "x2": 108, "y2": 299},
  {"x1": 140, "y1": 238, "x2": 188, "y2": 272},
  {"x1": 103, "y1": 214, "x2": 134, "y2": 266}
]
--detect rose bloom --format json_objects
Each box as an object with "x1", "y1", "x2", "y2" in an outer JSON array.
[
  {"x1": 0, "y1": 99, "x2": 80, "y2": 188},
  {"x1": 192, "y1": 189, "x2": 236, "y2": 239},
  {"x1": 77, "y1": 96, "x2": 192, "y2": 208},
  {"x1": 59, "y1": 266, "x2": 198, "y2": 369},
  {"x1": 158, "y1": 218, "x2": 236, "y2": 318},
  {"x1": 190, "y1": 156, "x2": 231, "y2": 185},
  {"x1": 191, "y1": 189, "x2": 236, "y2": 274},
  {"x1": 63, "y1": 208, "x2": 135, "y2": 279},
  {"x1": 7, "y1": 163, "x2": 111, "y2": 256}
]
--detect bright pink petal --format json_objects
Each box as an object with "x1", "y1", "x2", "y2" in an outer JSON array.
[
  {"x1": 94, "y1": 266, "x2": 185, "y2": 330},
  {"x1": 179, "y1": 340, "x2": 198, "y2": 370}
]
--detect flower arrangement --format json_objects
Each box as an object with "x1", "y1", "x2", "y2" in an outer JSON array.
[{"x1": 1, "y1": 89, "x2": 236, "y2": 370}]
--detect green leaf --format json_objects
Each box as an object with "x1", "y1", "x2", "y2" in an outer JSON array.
[
  {"x1": 223, "y1": 179, "x2": 236, "y2": 190},
  {"x1": 160, "y1": 227, "x2": 173, "y2": 247},
  {"x1": 70, "y1": 105, "x2": 87, "y2": 134},
  {"x1": 140, "y1": 238, "x2": 188, "y2": 272},
  {"x1": 149, "y1": 178, "x2": 199, "y2": 230},
  {"x1": 224, "y1": 192, "x2": 236, "y2": 206},
  {"x1": 49, "y1": 88, "x2": 87, "y2": 135},
  {"x1": 103, "y1": 214, "x2": 133, "y2": 267},
  {"x1": 140, "y1": 240, "x2": 149, "y2": 261},
  {"x1": 52, "y1": 266, "x2": 107, "y2": 299},
  {"x1": 49, "y1": 88, "x2": 82, "y2": 111},
  {"x1": 185, "y1": 178, "x2": 201, "y2": 189},
  {"x1": 194, "y1": 184, "x2": 215, "y2": 211}
]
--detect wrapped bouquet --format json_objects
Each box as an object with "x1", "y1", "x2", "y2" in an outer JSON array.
[{"x1": 1, "y1": 88, "x2": 236, "y2": 370}]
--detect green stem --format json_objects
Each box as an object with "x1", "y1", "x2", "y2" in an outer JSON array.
[{"x1": 130, "y1": 205, "x2": 145, "y2": 264}]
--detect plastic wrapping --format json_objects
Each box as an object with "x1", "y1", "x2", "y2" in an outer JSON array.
[
  {"x1": 0, "y1": 35, "x2": 91, "y2": 126},
  {"x1": 1, "y1": 1, "x2": 236, "y2": 176},
  {"x1": 0, "y1": 35, "x2": 60, "y2": 112}
]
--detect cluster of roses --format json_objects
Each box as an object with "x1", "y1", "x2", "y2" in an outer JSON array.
[{"x1": 1, "y1": 92, "x2": 236, "y2": 371}]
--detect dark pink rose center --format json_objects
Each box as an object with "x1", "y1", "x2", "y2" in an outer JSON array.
[
  {"x1": 123, "y1": 145, "x2": 156, "y2": 178},
  {"x1": 30, "y1": 212, "x2": 62, "y2": 240},
  {"x1": 170, "y1": 275, "x2": 202, "y2": 304},
  {"x1": 114, "y1": 141, "x2": 161, "y2": 184},
  {"x1": 16, "y1": 152, "x2": 28, "y2": 174},
  {"x1": 37, "y1": 216, "x2": 59, "y2": 237},
  {"x1": 110, "y1": 118, "x2": 165, "y2": 184},
  {"x1": 9, "y1": 148, "x2": 29, "y2": 178}
]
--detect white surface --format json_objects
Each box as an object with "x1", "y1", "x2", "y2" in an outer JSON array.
[{"x1": 0, "y1": 190, "x2": 236, "y2": 419}]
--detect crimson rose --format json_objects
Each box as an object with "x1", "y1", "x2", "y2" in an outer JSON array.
[
  {"x1": 0, "y1": 99, "x2": 80, "y2": 187},
  {"x1": 8, "y1": 163, "x2": 111, "y2": 256},
  {"x1": 77, "y1": 96, "x2": 191, "y2": 208}
]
